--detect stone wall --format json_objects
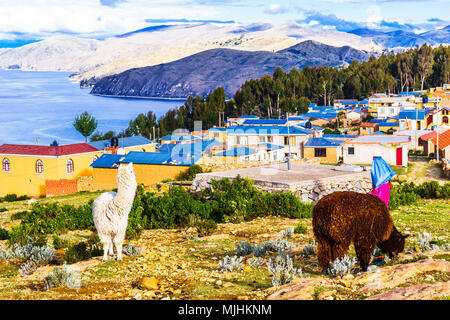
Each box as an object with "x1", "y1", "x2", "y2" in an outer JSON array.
[{"x1": 192, "y1": 171, "x2": 373, "y2": 203}]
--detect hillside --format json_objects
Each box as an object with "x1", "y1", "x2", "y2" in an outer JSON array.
[
  {"x1": 90, "y1": 40, "x2": 372, "y2": 99},
  {"x1": 0, "y1": 22, "x2": 380, "y2": 80},
  {"x1": 349, "y1": 25, "x2": 450, "y2": 49}
]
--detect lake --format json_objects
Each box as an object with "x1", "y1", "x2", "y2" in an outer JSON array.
[{"x1": 0, "y1": 70, "x2": 184, "y2": 145}]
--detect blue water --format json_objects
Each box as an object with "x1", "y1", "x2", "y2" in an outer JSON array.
[{"x1": 0, "y1": 70, "x2": 184, "y2": 145}]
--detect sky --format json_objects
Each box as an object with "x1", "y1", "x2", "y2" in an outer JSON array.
[{"x1": 0, "y1": 0, "x2": 449, "y2": 46}]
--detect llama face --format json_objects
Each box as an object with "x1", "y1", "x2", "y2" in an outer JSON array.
[
  {"x1": 378, "y1": 226, "x2": 408, "y2": 255},
  {"x1": 117, "y1": 162, "x2": 136, "y2": 185}
]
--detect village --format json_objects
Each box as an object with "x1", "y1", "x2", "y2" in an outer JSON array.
[{"x1": 0, "y1": 84, "x2": 449, "y2": 198}]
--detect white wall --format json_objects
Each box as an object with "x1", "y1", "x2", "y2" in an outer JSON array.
[{"x1": 343, "y1": 144, "x2": 408, "y2": 166}]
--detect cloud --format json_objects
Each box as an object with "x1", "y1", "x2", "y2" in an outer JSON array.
[
  {"x1": 99, "y1": 0, "x2": 126, "y2": 7},
  {"x1": 145, "y1": 18, "x2": 235, "y2": 24},
  {"x1": 264, "y1": 4, "x2": 288, "y2": 15}
]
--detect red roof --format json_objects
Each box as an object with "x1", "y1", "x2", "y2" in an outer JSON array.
[
  {"x1": 430, "y1": 129, "x2": 450, "y2": 150},
  {"x1": 420, "y1": 131, "x2": 437, "y2": 141},
  {"x1": 0, "y1": 143, "x2": 100, "y2": 156}
]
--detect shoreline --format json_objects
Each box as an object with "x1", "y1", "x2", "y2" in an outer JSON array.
[{"x1": 90, "y1": 93, "x2": 187, "y2": 101}]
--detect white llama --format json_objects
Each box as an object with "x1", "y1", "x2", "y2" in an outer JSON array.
[{"x1": 92, "y1": 162, "x2": 137, "y2": 261}]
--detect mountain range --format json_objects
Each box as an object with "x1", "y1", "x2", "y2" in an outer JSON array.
[
  {"x1": 0, "y1": 21, "x2": 448, "y2": 99},
  {"x1": 90, "y1": 40, "x2": 371, "y2": 99},
  {"x1": 349, "y1": 25, "x2": 450, "y2": 49}
]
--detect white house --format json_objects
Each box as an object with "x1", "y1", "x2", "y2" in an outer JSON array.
[
  {"x1": 343, "y1": 135, "x2": 410, "y2": 167},
  {"x1": 225, "y1": 124, "x2": 316, "y2": 159}
]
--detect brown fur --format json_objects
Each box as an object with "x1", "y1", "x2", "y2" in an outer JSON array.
[{"x1": 312, "y1": 191, "x2": 406, "y2": 272}]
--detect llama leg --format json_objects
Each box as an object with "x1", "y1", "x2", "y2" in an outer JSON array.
[
  {"x1": 330, "y1": 241, "x2": 349, "y2": 262},
  {"x1": 317, "y1": 240, "x2": 332, "y2": 272},
  {"x1": 108, "y1": 240, "x2": 114, "y2": 256},
  {"x1": 102, "y1": 241, "x2": 110, "y2": 262},
  {"x1": 355, "y1": 242, "x2": 375, "y2": 272},
  {"x1": 114, "y1": 240, "x2": 123, "y2": 261}
]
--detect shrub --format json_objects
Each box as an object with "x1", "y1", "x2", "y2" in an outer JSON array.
[
  {"x1": 236, "y1": 241, "x2": 254, "y2": 256},
  {"x1": 327, "y1": 255, "x2": 357, "y2": 277},
  {"x1": 63, "y1": 236, "x2": 102, "y2": 264},
  {"x1": 0, "y1": 208, "x2": 7, "y2": 212},
  {"x1": 267, "y1": 255, "x2": 302, "y2": 286},
  {"x1": 195, "y1": 219, "x2": 217, "y2": 237},
  {"x1": 294, "y1": 223, "x2": 307, "y2": 235},
  {"x1": 0, "y1": 239, "x2": 56, "y2": 275},
  {"x1": 52, "y1": 234, "x2": 70, "y2": 250},
  {"x1": 122, "y1": 244, "x2": 142, "y2": 257},
  {"x1": 0, "y1": 194, "x2": 30, "y2": 202},
  {"x1": 175, "y1": 164, "x2": 204, "y2": 181},
  {"x1": 219, "y1": 255, "x2": 243, "y2": 272},
  {"x1": 10, "y1": 211, "x2": 28, "y2": 220},
  {"x1": 0, "y1": 228, "x2": 8, "y2": 240},
  {"x1": 44, "y1": 264, "x2": 81, "y2": 290}
]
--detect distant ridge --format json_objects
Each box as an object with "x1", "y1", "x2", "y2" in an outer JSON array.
[{"x1": 90, "y1": 40, "x2": 372, "y2": 99}]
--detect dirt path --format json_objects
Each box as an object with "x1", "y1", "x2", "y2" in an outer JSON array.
[{"x1": 406, "y1": 159, "x2": 448, "y2": 185}]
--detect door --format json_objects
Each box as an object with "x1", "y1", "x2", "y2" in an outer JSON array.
[{"x1": 396, "y1": 147, "x2": 403, "y2": 166}]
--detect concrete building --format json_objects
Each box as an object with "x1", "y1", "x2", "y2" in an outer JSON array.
[{"x1": 343, "y1": 135, "x2": 410, "y2": 167}]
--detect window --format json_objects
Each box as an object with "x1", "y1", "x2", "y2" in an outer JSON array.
[
  {"x1": 66, "y1": 159, "x2": 74, "y2": 174},
  {"x1": 35, "y1": 160, "x2": 44, "y2": 174},
  {"x1": 267, "y1": 136, "x2": 273, "y2": 143},
  {"x1": 214, "y1": 132, "x2": 219, "y2": 138},
  {"x1": 2, "y1": 158, "x2": 10, "y2": 172},
  {"x1": 237, "y1": 136, "x2": 248, "y2": 145},
  {"x1": 314, "y1": 148, "x2": 327, "y2": 157},
  {"x1": 443, "y1": 116, "x2": 449, "y2": 124},
  {"x1": 259, "y1": 136, "x2": 266, "y2": 143},
  {"x1": 348, "y1": 147, "x2": 355, "y2": 155},
  {"x1": 284, "y1": 136, "x2": 289, "y2": 145}
]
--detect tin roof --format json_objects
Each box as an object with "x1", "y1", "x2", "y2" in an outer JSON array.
[{"x1": 0, "y1": 143, "x2": 99, "y2": 156}]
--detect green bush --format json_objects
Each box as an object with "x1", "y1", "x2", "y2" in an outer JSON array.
[
  {"x1": 195, "y1": 219, "x2": 217, "y2": 237},
  {"x1": 0, "y1": 208, "x2": 7, "y2": 213},
  {"x1": 294, "y1": 223, "x2": 307, "y2": 235},
  {"x1": 63, "y1": 236, "x2": 102, "y2": 264},
  {"x1": 175, "y1": 164, "x2": 204, "y2": 181},
  {"x1": 0, "y1": 228, "x2": 9, "y2": 240},
  {"x1": 52, "y1": 234, "x2": 70, "y2": 250},
  {"x1": 0, "y1": 194, "x2": 30, "y2": 203},
  {"x1": 10, "y1": 211, "x2": 28, "y2": 220}
]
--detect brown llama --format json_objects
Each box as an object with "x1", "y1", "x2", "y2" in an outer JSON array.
[{"x1": 312, "y1": 191, "x2": 408, "y2": 272}]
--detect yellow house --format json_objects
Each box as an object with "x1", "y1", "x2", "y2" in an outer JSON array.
[
  {"x1": 90, "y1": 151, "x2": 199, "y2": 190},
  {"x1": 303, "y1": 137, "x2": 343, "y2": 163},
  {"x1": 207, "y1": 127, "x2": 228, "y2": 143},
  {"x1": 0, "y1": 143, "x2": 102, "y2": 197}
]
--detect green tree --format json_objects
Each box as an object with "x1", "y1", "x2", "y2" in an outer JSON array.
[{"x1": 73, "y1": 112, "x2": 98, "y2": 142}]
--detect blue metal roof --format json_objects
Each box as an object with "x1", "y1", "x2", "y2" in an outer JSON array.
[
  {"x1": 379, "y1": 122, "x2": 399, "y2": 127},
  {"x1": 226, "y1": 125, "x2": 313, "y2": 135},
  {"x1": 213, "y1": 147, "x2": 256, "y2": 157},
  {"x1": 119, "y1": 151, "x2": 201, "y2": 166},
  {"x1": 90, "y1": 154, "x2": 123, "y2": 168},
  {"x1": 88, "y1": 136, "x2": 153, "y2": 150},
  {"x1": 209, "y1": 127, "x2": 227, "y2": 132},
  {"x1": 304, "y1": 137, "x2": 343, "y2": 147},
  {"x1": 157, "y1": 139, "x2": 223, "y2": 154},
  {"x1": 239, "y1": 115, "x2": 259, "y2": 119},
  {"x1": 398, "y1": 110, "x2": 426, "y2": 120},
  {"x1": 160, "y1": 134, "x2": 198, "y2": 141},
  {"x1": 369, "y1": 119, "x2": 384, "y2": 123},
  {"x1": 323, "y1": 134, "x2": 359, "y2": 139},
  {"x1": 243, "y1": 119, "x2": 287, "y2": 125},
  {"x1": 303, "y1": 112, "x2": 338, "y2": 120}
]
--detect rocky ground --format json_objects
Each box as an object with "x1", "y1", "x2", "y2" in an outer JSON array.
[{"x1": 0, "y1": 197, "x2": 448, "y2": 300}]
